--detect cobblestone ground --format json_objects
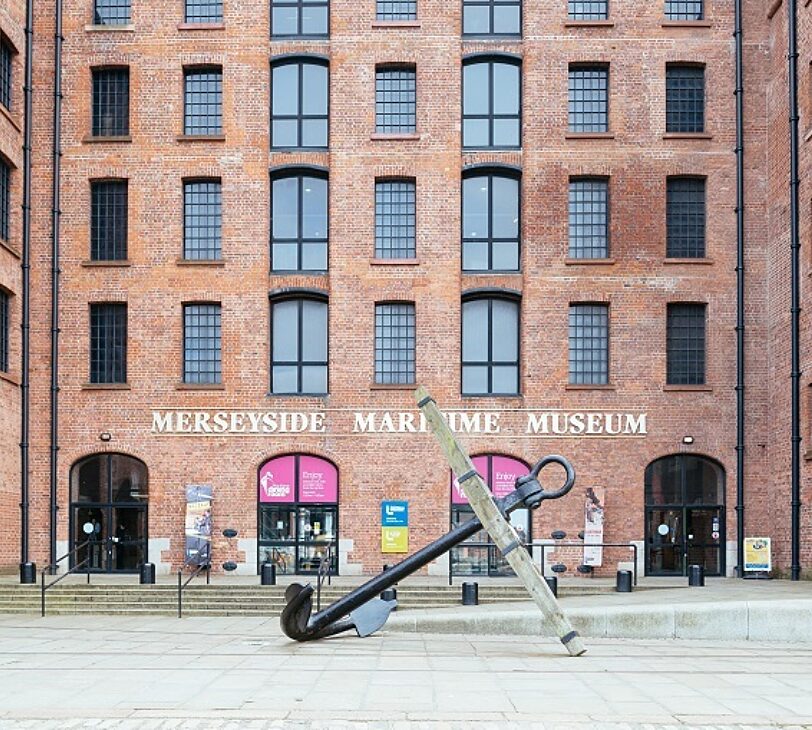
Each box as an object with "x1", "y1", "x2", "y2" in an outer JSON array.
[{"x1": 0, "y1": 615, "x2": 810, "y2": 729}]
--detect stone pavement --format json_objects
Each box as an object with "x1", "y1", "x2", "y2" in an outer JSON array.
[{"x1": 0, "y1": 613, "x2": 810, "y2": 729}]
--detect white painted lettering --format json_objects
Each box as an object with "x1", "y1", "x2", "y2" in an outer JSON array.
[{"x1": 152, "y1": 412, "x2": 173, "y2": 434}]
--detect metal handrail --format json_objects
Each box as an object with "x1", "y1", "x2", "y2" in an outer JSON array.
[
  {"x1": 41, "y1": 539, "x2": 92, "y2": 617},
  {"x1": 177, "y1": 550, "x2": 211, "y2": 618},
  {"x1": 315, "y1": 542, "x2": 334, "y2": 611}
]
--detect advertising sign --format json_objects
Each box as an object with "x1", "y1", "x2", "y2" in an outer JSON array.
[
  {"x1": 583, "y1": 486, "x2": 605, "y2": 567},
  {"x1": 451, "y1": 456, "x2": 528, "y2": 504},
  {"x1": 185, "y1": 484, "x2": 212, "y2": 566},
  {"x1": 258, "y1": 455, "x2": 295, "y2": 503},
  {"x1": 381, "y1": 501, "x2": 409, "y2": 527},
  {"x1": 381, "y1": 527, "x2": 409, "y2": 553},
  {"x1": 299, "y1": 455, "x2": 339, "y2": 503},
  {"x1": 744, "y1": 537, "x2": 771, "y2": 572}
]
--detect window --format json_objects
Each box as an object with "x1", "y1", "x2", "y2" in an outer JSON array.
[
  {"x1": 271, "y1": 172, "x2": 328, "y2": 271},
  {"x1": 463, "y1": 58, "x2": 521, "y2": 149},
  {"x1": 568, "y1": 178, "x2": 609, "y2": 259},
  {"x1": 271, "y1": 59, "x2": 328, "y2": 149},
  {"x1": 183, "y1": 303, "x2": 222, "y2": 385},
  {"x1": 568, "y1": 65, "x2": 608, "y2": 133},
  {"x1": 375, "y1": 67, "x2": 416, "y2": 134},
  {"x1": 0, "y1": 38, "x2": 12, "y2": 111},
  {"x1": 462, "y1": 171, "x2": 519, "y2": 272},
  {"x1": 375, "y1": 303, "x2": 416, "y2": 385},
  {"x1": 0, "y1": 158, "x2": 9, "y2": 242},
  {"x1": 0, "y1": 289, "x2": 8, "y2": 373},
  {"x1": 665, "y1": 0, "x2": 702, "y2": 20},
  {"x1": 462, "y1": 296, "x2": 519, "y2": 395},
  {"x1": 183, "y1": 180, "x2": 222, "y2": 260},
  {"x1": 375, "y1": 179, "x2": 416, "y2": 259},
  {"x1": 184, "y1": 68, "x2": 222, "y2": 136},
  {"x1": 271, "y1": 297, "x2": 328, "y2": 395},
  {"x1": 568, "y1": 1, "x2": 608, "y2": 19},
  {"x1": 90, "y1": 303, "x2": 127, "y2": 384},
  {"x1": 667, "y1": 177, "x2": 705, "y2": 257},
  {"x1": 568, "y1": 304, "x2": 609, "y2": 385},
  {"x1": 92, "y1": 68, "x2": 129, "y2": 137},
  {"x1": 462, "y1": 0, "x2": 521, "y2": 36},
  {"x1": 94, "y1": 0, "x2": 131, "y2": 25},
  {"x1": 667, "y1": 303, "x2": 706, "y2": 385},
  {"x1": 377, "y1": 0, "x2": 416, "y2": 20},
  {"x1": 185, "y1": 0, "x2": 223, "y2": 22},
  {"x1": 91, "y1": 180, "x2": 128, "y2": 261},
  {"x1": 271, "y1": 0, "x2": 329, "y2": 37},
  {"x1": 666, "y1": 65, "x2": 704, "y2": 133}
]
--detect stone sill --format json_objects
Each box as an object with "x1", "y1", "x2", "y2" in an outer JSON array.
[
  {"x1": 804, "y1": 449, "x2": 812, "y2": 462},
  {"x1": 82, "y1": 135, "x2": 132, "y2": 144},
  {"x1": 370, "y1": 258, "x2": 420, "y2": 266},
  {"x1": 565, "y1": 384, "x2": 616, "y2": 391},
  {"x1": 178, "y1": 22, "x2": 225, "y2": 31},
  {"x1": 176, "y1": 258, "x2": 226, "y2": 266},
  {"x1": 767, "y1": 0, "x2": 783, "y2": 19},
  {"x1": 81, "y1": 260, "x2": 132, "y2": 267},
  {"x1": 85, "y1": 24, "x2": 135, "y2": 32},
  {"x1": 372, "y1": 20, "x2": 421, "y2": 28},
  {"x1": 82, "y1": 383, "x2": 131, "y2": 390},
  {"x1": 370, "y1": 383, "x2": 416, "y2": 390},
  {"x1": 564, "y1": 20, "x2": 615, "y2": 27},
  {"x1": 565, "y1": 132, "x2": 615, "y2": 140},
  {"x1": 370, "y1": 133, "x2": 421, "y2": 141},
  {"x1": 564, "y1": 258, "x2": 615, "y2": 266},
  {"x1": 661, "y1": 20, "x2": 712, "y2": 28},
  {"x1": 177, "y1": 134, "x2": 226, "y2": 142},
  {"x1": 0, "y1": 371, "x2": 21, "y2": 386},
  {"x1": 662, "y1": 133, "x2": 713, "y2": 140},
  {"x1": 0, "y1": 103, "x2": 22, "y2": 133},
  {"x1": 663, "y1": 385, "x2": 713, "y2": 392},
  {"x1": 0, "y1": 238, "x2": 21, "y2": 260},
  {"x1": 176, "y1": 383, "x2": 226, "y2": 391},
  {"x1": 663, "y1": 257, "x2": 713, "y2": 265}
]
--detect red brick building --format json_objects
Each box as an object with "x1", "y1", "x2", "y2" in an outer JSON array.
[{"x1": 0, "y1": 0, "x2": 809, "y2": 581}]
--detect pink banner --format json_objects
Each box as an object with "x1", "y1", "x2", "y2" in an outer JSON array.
[
  {"x1": 299, "y1": 455, "x2": 338, "y2": 503},
  {"x1": 258, "y1": 456, "x2": 295, "y2": 503},
  {"x1": 451, "y1": 455, "x2": 528, "y2": 504}
]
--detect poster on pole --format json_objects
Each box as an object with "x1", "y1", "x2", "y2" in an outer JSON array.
[
  {"x1": 583, "y1": 486, "x2": 605, "y2": 567},
  {"x1": 744, "y1": 537, "x2": 771, "y2": 572},
  {"x1": 185, "y1": 484, "x2": 212, "y2": 566}
]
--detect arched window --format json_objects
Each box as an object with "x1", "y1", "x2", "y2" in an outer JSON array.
[
  {"x1": 69, "y1": 453, "x2": 148, "y2": 573},
  {"x1": 462, "y1": 56, "x2": 521, "y2": 149},
  {"x1": 462, "y1": 169, "x2": 520, "y2": 272},
  {"x1": 258, "y1": 454, "x2": 338, "y2": 575},
  {"x1": 644, "y1": 454, "x2": 725, "y2": 577},
  {"x1": 271, "y1": 58, "x2": 328, "y2": 149},
  {"x1": 450, "y1": 454, "x2": 529, "y2": 576},
  {"x1": 271, "y1": 169, "x2": 328, "y2": 272}
]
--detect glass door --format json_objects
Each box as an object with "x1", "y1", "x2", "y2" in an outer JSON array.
[
  {"x1": 111, "y1": 507, "x2": 148, "y2": 571},
  {"x1": 74, "y1": 506, "x2": 109, "y2": 571},
  {"x1": 686, "y1": 508, "x2": 722, "y2": 575},
  {"x1": 297, "y1": 505, "x2": 337, "y2": 574},
  {"x1": 646, "y1": 508, "x2": 684, "y2": 576}
]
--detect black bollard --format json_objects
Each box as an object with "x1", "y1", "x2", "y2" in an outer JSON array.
[
  {"x1": 261, "y1": 562, "x2": 277, "y2": 586},
  {"x1": 139, "y1": 563, "x2": 156, "y2": 585},
  {"x1": 461, "y1": 581, "x2": 479, "y2": 605},
  {"x1": 688, "y1": 564, "x2": 705, "y2": 587},
  {"x1": 616, "y1": 569, "x2": 633, "y2": 593},
  {"x1": 20, "y1": 562, "x2": 37, "y2": 584},
  {"x1": 544, "y1": 576, "x2": 558, "y2": 597}
]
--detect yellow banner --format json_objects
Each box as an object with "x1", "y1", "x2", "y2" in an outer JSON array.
[
  {"x1": 744, "y1": 537, "x2": 771, "y2": 572},
  {"x1": 381, "y1": 527, "x2": 408, "y2": 553}
]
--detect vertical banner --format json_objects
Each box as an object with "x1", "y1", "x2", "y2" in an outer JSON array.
[
  {"x1": 381, "y1": 500, "x2": 409, "y2": 553},
  {"x1": 185, "y1": 484, "x2": 212, "y2": 566},
  {"x1": 583, "y1": 486, "x2": 605, "y2": 567},
  {"x1": 744, "y1": 537, "x2": 772, "y2": 572}
]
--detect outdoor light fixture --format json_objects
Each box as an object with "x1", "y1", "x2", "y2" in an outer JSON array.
[
  {"x1": 99, "y1": 432, "x2": 112, "y2": 442},
  {"x1": 682, "y1": 436, "x2": 694, "y2": 445}
]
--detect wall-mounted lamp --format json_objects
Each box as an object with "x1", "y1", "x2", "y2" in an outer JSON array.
[
  {"x1": 682, "y1": 436, "x2": 694, "y2": 445},
  {"x1": 99, "y1": 432, "x2": 112, "y2": 442}
]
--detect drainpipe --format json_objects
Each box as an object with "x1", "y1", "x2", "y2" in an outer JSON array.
[
  {"x1": 19, "y1": 0, "x2": 35, "y2": 584},
  {"x1": 733, "y1": 0, "x2": 746, "y2": 577},
  {"x1": 49, "y1": 0, "x2": 64, "y2": 573}
]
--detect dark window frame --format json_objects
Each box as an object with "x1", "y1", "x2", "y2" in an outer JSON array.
[
  {"x1": 270, "y1": 294, "x2": 329, "y2": 396},
  {"x1": 666, "y1": 175, "x2": 706, "y2": 258},
  {"x1": 461, "y1": 293, "x2": 521, "y2": 397},
  {"x1": 568, "y1": 0, "x2": 608, "y2": 20},
  {"x1": 183, "y1": 66, "x2": 223, "y2": 136},
  {"x1": 462, "y1": 56, "x2": 522, "y2": 150},
  {"x1": 0, "y1": 156, "x2": 9, "y2": 242},
  {"x1": 93, "y1": 0, "x2": 131, "y2": 25},
  {"x1": 91, "y1": 66, "x2": 130, "y2": 138},
  {"x1": 185, "y1": 0, "x2": 224, "y2": 22},
  {"x1": 375, "y1": 65, "x2": 417, "y2": 134},
  {"x1": 0, "y1": 36, "x2": 13, "y2": 111},
  {"x1": 667, "y1": 302, "x2": 706, "y2": 385},
  {"x1": 374, "y1": 177, "x2": 416, "y2": 259},
  {"x1": 568, "y1": 303, "x2": 610, "y2": 385},
  {"x1": 666, "y1": 64, "x2": 705, "y2": 133},
  {"x1": 182, "y1": 302, "x2": 222, "y2": 385},
  {"x1": 271, "y1": 57, "x2": 329, "y2": 150},
  {"x1": 89, "y1": 302, "x2": 127, "y2": 384},
  {"x1": 568, "y1": 176, "x2": 610, "y2": 259},
  {"x1": 375, "y1": 301, "x2": 416, "y2": 385},
  {"x1": 376, "y1": 0, "x2": 417, "y2": 20},
  {"x1": 462, "y1": 0, "x2": 522, "y2": 37},
  {"x1": 0, "y1": 288, "x2": 9, "y2": 373},
  {"x1": 568, "y1": 64, "x2": 609, "y2": 133},
  {"x1": 90, "y1": 179, "x2": 128, "y2": 261},
  {"x1": 664, "y1": 0, "x2": 703, "y2": 20},
  {"x1": 183, "y1": 178, "x2": 222, "y2": 261},
  {"x1": 271, "y1": 0, "x2": 329, "y2": 38}
]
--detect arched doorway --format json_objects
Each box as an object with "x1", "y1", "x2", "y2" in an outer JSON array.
[
  {"x1": 257, "y1": 454, "x2": 339, "y2": 575},
  {"x1": 450, "y1": 454, "x2": 530, "y2": 577},
  {"x1": 70, "y1": 453, "x2": 149, "y2": 573},
  {"x1": 645, "y1": 454, "x2": 725, "y2": 576}
]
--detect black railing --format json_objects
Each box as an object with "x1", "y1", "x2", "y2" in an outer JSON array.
[
  {"x1": 315, "y1": 542, "x2": 334, "y2": 611},
  {"x1": 177, "y1": 551, "x2": 211, "y2": 618},
  {"x1": 41, "y1": 540, "x2": 91, "y2": 617}
]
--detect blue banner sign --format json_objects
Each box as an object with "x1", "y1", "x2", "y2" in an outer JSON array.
[{"x1": 381, "y1": 500, "x2": 409, "y2": 527}]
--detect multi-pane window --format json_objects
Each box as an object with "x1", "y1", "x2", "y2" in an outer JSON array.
[
  {"x1": 90, "y1": 303, "x2": 127, "y2": 384},
  {"x1": 0, "y1": 39, "x2": 12, "y2": 111},
  {"x1": 184, "y1": 68, "x2": 222, "y2": 136},
  {"x1": 665, "y1": 0, "x2": 703, "y2": 20},
  {"x1": 462, "y1": 297, "x2": 519, "y2": 395},
  {"x1": 92, "y1": 68, "x2": 129, "y2": 137},
  {"x1": 271, "y1": 0, "x2": 329, "y2": 37},
  {"x1": 568, "y1": 1, "x2": 608, "y2": 19},
  {"x1": 667, "y1": 177, "x2": 705, "y2": 258},
  {"x1": 271, "y1": 60, "x2": 328, "y2": 149},
  {"x1": 568, "y1": 65, "x2": 609, "y2": 133},
  {"x1": 568, "y1": 304, "x2": 609, "y2": 385},
  {"x1": 462, "y1": 0, "x2": 521, "y2": 36},
  {"x1": 666, "y1": 65, "x2": 704, "y2": 133},
  {"x1": 90, "y1": 180, "x2": 128, "y2": 261},
  {"x1": 186, "y1": 0, "x2": 223, "y2": 22},
  {"x1": 375, "y1": 303, "x2": 416, "y2": 385},
  {"x1": 667, "y1": 303, "x2": 706, "y2": 385},
  {"x1": 568, "y1": 178, "x2": 609, "y2": 259},
  {"x1": 463, "y1": 59, "x2": 521, "y2": 149},
  {"x1": 375, "y1": 67, "x2": 416, "y2": 134},
  {"x1": 271, "y1": 297, "x2": 328, "y2": 394},
  {"x1": 183, "y1": 303, "x2": 222, "y2": 385},
  {"x1": 94, "y1": 0, "x2": 131, "y2": 25},
  {"x1": 0, "y1": 290, "x2": 8, "y2": 373},
  {"x1": 375, "y1": 179, "x2": 416, "y2": 259},
  {"x1": 184, "y1": 180, "x2": 222, "y2": 260},
  {"x1": 462, "y1": 172, "x2": 519, "y2": 271},
  {"x1": 271, "y1": 173, "x2": 328, "y2": 271},
  {"x1": 377, "y1": 0, "x2": 416, "y2": 20},
  {"x1": 0, "y1": 159, "x2": 9, "y2": 242}
]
